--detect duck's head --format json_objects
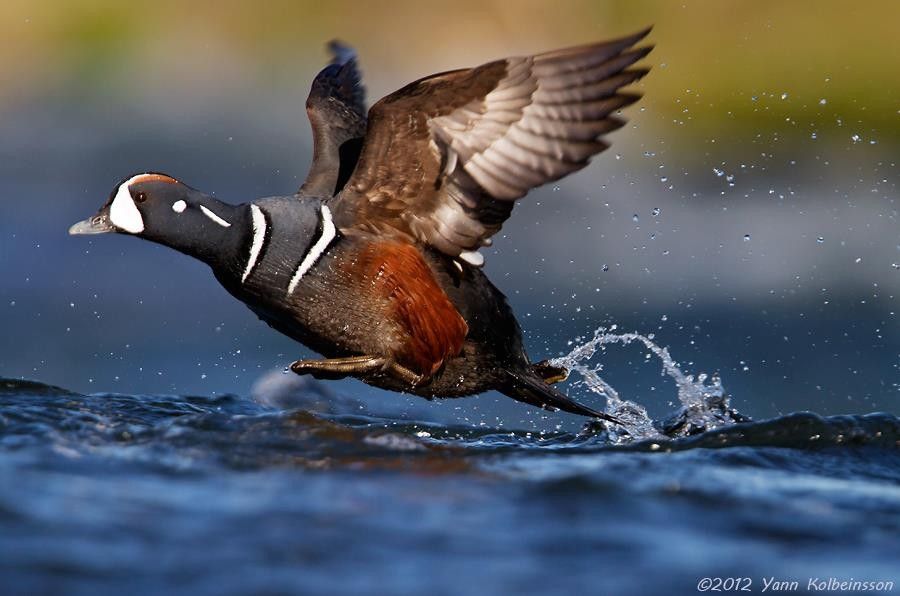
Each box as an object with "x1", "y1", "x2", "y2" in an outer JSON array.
[
  {"x1": 70, "y1": 173, "x2": 243, "y2": 265},
  {"x1": 70, "y1": 173, "x2": 205, "y2": 236}
]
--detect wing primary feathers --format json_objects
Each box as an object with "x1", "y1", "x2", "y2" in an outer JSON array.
[
  {"x1": 327, "y1": 40, "x2": 357, "y2": 66},
  {"x1": 330, "y1": 28, "x2": 653, "y2": 258},
  {"x1": 298, "y1": 41, "x2": 368, "y2": 197}
]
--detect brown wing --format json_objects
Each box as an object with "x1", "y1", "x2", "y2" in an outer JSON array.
[
  {"x1": 329, "y1": 28, "x2": 652, "y2": 259},
  {"x1": 298, "y1": 41, "x2": 367, "y2": 197}
]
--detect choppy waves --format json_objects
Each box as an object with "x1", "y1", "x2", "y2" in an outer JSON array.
[{"x1": 1, "y1": 375, "x2": 898, "y2": 595}]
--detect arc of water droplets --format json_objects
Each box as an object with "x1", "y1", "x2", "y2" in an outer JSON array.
[{"x1": 551, "y1": 328, "x2": 727, "y2": 442}]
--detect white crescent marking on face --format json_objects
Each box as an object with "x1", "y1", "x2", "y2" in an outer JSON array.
[
  {"x1": 172, "y1": 200, "x2": 187, "y2": 213},
  {"x1": 199, "y1": 205, "x2": 231, "y2": 227},
  {"x1": 287, "y1": 205, "x2": 336, "y2": 295},
  {"x1": 242, "y1": 205, "x2": 267, "y2": 283},
  {"x1": 109, "y1": 175, "x2": 146, "y2": 234}
]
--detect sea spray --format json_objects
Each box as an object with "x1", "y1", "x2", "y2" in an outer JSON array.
[{"x1": 551, "y1": 327, "x2": 743, "y2": 442}]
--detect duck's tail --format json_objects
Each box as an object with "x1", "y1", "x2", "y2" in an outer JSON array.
[{"x1": 500, "y1": 364, "x2": 621, "y2": 424}]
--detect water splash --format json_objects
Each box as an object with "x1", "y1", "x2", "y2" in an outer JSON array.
[{"x1": 551, "y1": 328, "x2": 742, "y2": 443}]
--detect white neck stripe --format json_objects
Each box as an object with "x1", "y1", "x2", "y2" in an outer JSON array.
[
  {"x1": 200, "y1": 205, "x2": 231, "y2": 227},
  {"x1": 242, "y1": 205, "x2": 267, "y2": 283},
  {"x1": 287, "y1": 205, "x2": 336, "y2": 295}
]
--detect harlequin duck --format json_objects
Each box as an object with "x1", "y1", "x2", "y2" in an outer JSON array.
[{"x1": 70, "y1": 31, "x2": 652, "y2": 422}]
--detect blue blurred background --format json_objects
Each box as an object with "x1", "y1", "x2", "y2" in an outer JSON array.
[{"x1": 0, "y1": 0, "x2": 897, "y2": 425}]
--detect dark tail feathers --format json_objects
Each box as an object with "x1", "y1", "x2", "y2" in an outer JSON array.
[{"x1": 501, "y1": 368, "x2": 621, "y2": 424}]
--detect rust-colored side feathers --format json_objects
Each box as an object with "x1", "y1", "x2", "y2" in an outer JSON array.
[{"x1": 355, "y1": 242, "x2": 468, "y2": 375}]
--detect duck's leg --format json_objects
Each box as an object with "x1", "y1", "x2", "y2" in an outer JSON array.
[
  {"x1": 531, "y1": 359, "x2": 569, "y2": 384},
  {"x1": 290, "y1": 356, "x2": 387, "y2": 380},
  {"x1": 290, "y1": 356, "x2": 427, "y2": 387}
]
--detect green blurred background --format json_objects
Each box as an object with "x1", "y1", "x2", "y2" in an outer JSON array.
[{"x1": 3, "y1": 0, "x2": 897, "y2": 142}]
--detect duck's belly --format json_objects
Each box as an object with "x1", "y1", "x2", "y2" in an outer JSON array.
[{"x1": 221, "y1": 236, "x2": 531, "y2": 397}]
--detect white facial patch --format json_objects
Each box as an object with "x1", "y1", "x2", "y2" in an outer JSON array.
[
  {"x1": 241, "y1": 204, "x2": 267, "y2": 283},
  {"x1": 172, "y1": 200, "x2": 187, "y2": 213},
  {"x1": 287, "y1": 204, "x2": 336, "y2": 295},
  {"x1": 199, "y1": 205, "x2": 231, "y2": 227},
  {"x1": 109, "y1": 176, "x2": 146, "y2": 234}
]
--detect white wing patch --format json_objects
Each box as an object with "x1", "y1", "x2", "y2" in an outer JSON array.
[
  {"x1": 459, "y1": 250, "x2": 484, "y2": 267},
  {"x1": 172, "y1": 200, "x2": 187, "y2": 213},
  {"x1": 287, "y1": 204, "x2": 336, "y2": 295},
  {"x1": 242, "y1": 205, "x2": 267, "y2": 283}
]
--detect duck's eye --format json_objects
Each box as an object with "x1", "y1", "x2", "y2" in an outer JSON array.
[{"x1": 134, "y1": 191, "x2": 147, "y2": 203}]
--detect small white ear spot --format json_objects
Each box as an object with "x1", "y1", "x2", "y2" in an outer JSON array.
[{"x1": 172, "y1": 200, "x2": 187, "y2": 213}]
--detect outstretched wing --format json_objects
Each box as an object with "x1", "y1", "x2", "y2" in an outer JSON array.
[
  {"x1": 298, "y1": 40, "x2": 367, "y2": 197},
  {"x1": 329, "y1": 28, "x2": 652, "y2": 260}
]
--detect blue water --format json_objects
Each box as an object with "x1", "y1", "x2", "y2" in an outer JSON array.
[{"x1": 1, "y1": 376, "x2": 897, "y2": 595}]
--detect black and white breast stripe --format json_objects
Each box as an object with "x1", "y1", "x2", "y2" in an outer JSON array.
[
  {"x1": 287, "y1": 204, "x2": 337, "y2": 295},
  {"x1": 241, "y1": 204, "x2": 270, "y2": 283}
]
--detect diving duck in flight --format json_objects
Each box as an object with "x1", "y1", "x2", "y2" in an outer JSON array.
[{"x1": 70, "y1": 30, "x2": 652, "y2": 422}]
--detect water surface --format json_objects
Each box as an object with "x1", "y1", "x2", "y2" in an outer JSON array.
[{"x1": 1, "y1": 375, "x2": 897, "y2": 595}]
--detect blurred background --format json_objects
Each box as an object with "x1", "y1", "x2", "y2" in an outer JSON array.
[{"x1": 0, "y1": 0, "x2": 897, "y2": 427}]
